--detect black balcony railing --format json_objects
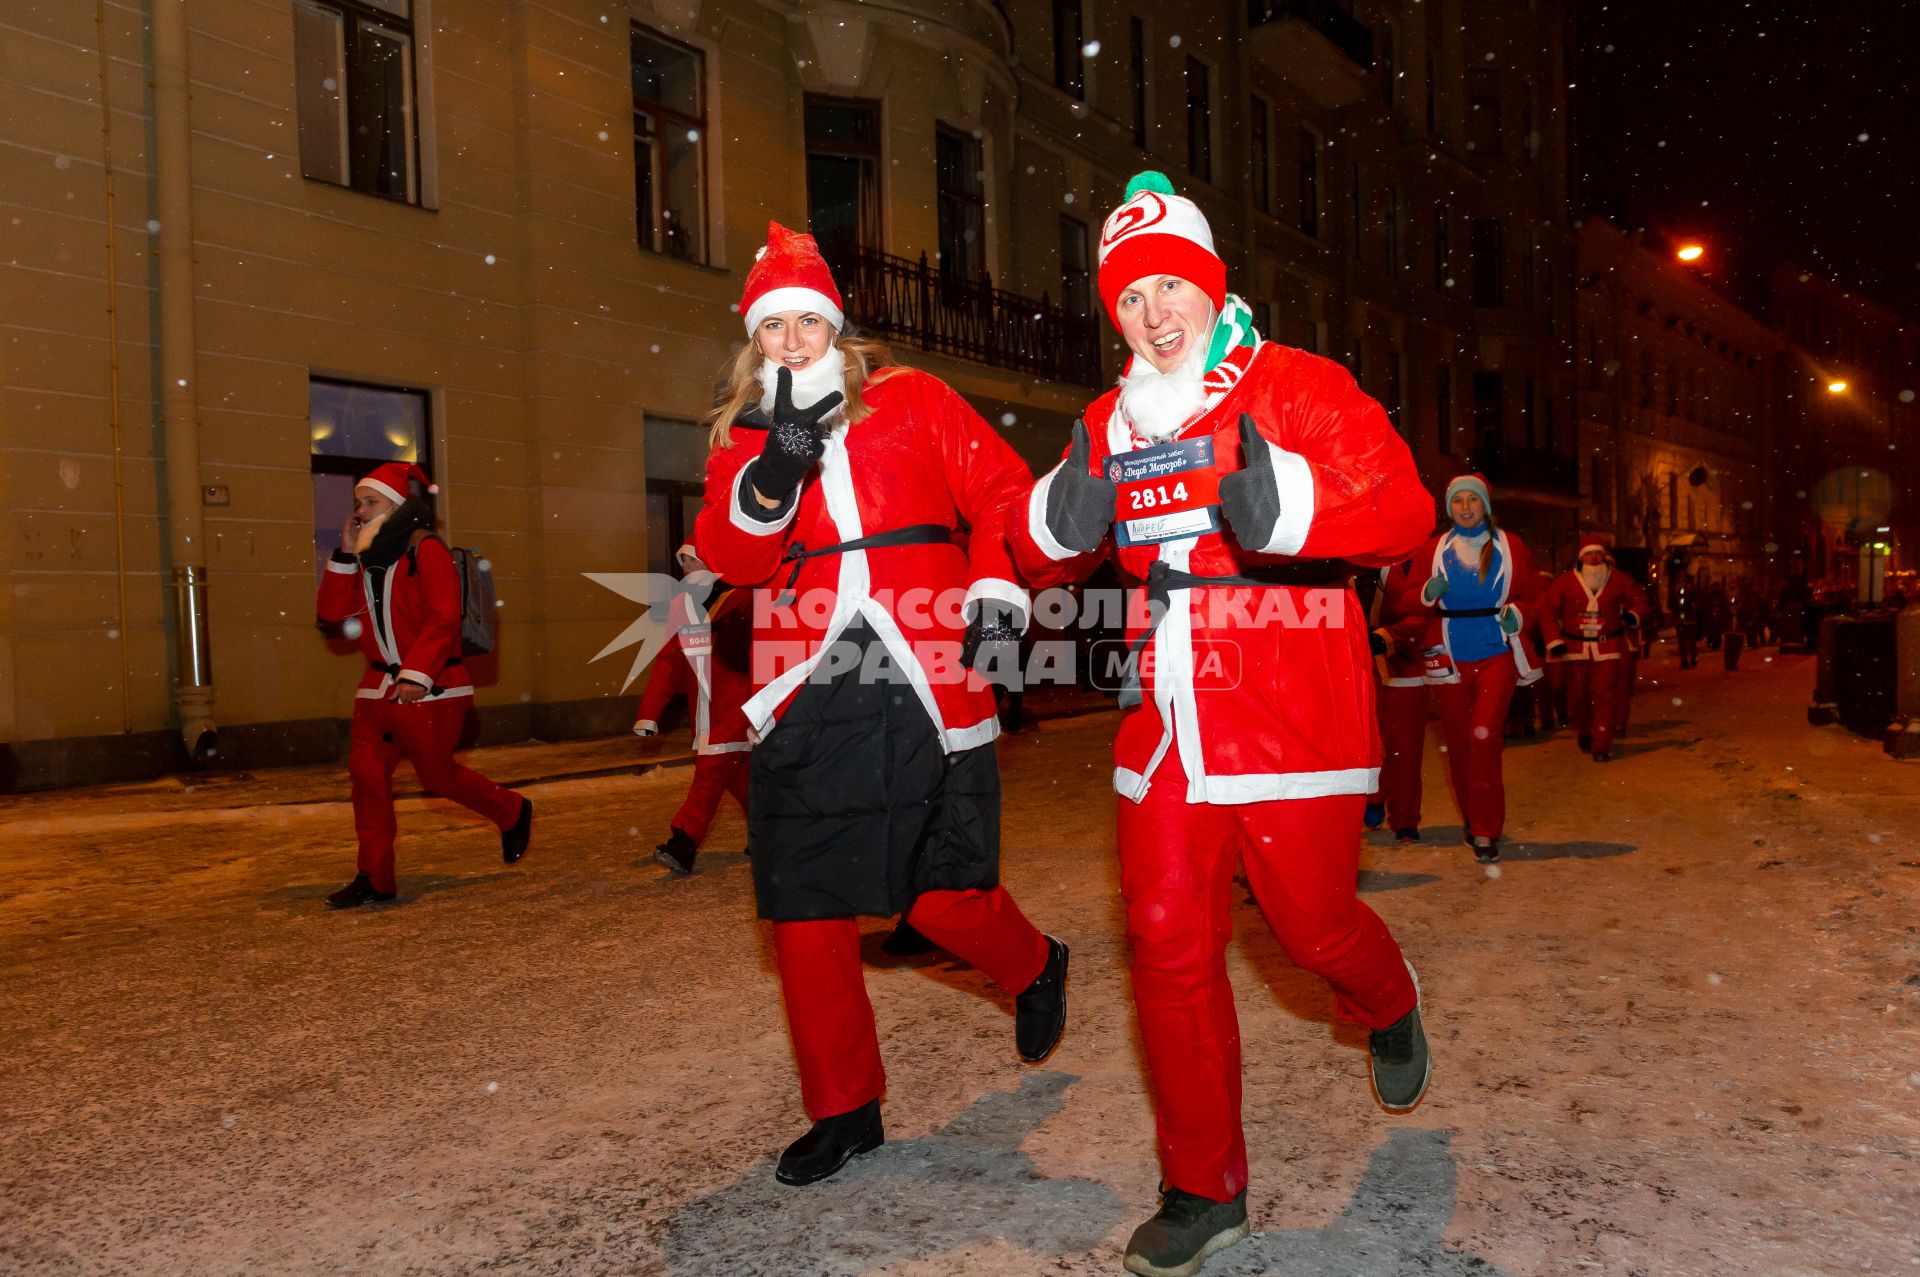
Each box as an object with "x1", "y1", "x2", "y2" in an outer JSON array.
[
  {"x1": 841, "y1": 247, "x2": 1102, "y2": 389},
  {"x1": 1472, "y1": 441, "x2": 1580, "y2": 495},
  {"x1": 1247, "y1": 0, "x2": 1374, "y2": 70}
]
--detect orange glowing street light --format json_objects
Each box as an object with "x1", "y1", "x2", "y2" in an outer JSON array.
[
  {"x1": 1827, "y1": 380, "x2": 1849, "y2": 394},
  {"x1": 1676, "y1": 244, "x2": 1705, "y2": 263}
]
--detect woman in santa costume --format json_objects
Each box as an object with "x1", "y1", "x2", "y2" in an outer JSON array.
[
  {"x1": 1006, "y1": 172, "x2": 1432, "y2": 1277},
  {"x1": 1416, "y1": 474, "x2": 1544, "y2": 864},
  {"x1": 316, "y1": 463, "x2": 532, "y2": 908},
  {"x1": 1538, "y1": 541, "x2": 1650, "y2": 762},
  {"x1": 1365, "y1": 556, "x2": 1433, "y2": 843},
  {"x1": 692, "y1": 223, "x2": 1067, "y2": 1187},
  {"x1": 633, "y1": 541, "x2": 755, "y2": 875}
]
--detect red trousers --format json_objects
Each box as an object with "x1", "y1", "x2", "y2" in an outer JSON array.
[
  {"x1": 1372, "y1": 683, "x2": 1428, "y2": 830},
  {"x1": 1565, "y1": 659, "x2": 1628, "y2": 755},
  {"x1": 672, "y1": 751, "x2": 750, "y2": 845},
  {"x1": 349, "y1": 696, "x2": 524, "y2": 894},
  {"x1": 772, "y1": 887, "x2": 1050, "y2": 1121},
  {"x1": 1433, "y1": 654, "x2": 1520, "y2": 840},
  {"x1": 1118, "y1": 754, "x2": 1418, "y2": 1201},
  {"x1": 1615, "y1": 652, "x2": 1638, "y2": 735}
]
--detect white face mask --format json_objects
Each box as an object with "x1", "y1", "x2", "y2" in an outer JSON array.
[
  {"x1": 1117, "y1": 309, "x2": 1216, "y2": 443},
  {"x1": 757, "y1": 345, "x2": 848, "y2": 422}
]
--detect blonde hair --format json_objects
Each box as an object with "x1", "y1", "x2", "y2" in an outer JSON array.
[{"x1": 705, "y1": 329, "x2": 896, "y2": 450}]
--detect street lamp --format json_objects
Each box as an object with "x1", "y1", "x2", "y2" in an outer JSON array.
[
  {"x1": 1676, "y1": 244, "x2": 1705, "y2": 263},
  {"x1": 1828, "y1": 380, "x2": 1849, "y2": 394}
]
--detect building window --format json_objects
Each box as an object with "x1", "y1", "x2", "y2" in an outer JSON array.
[
  {"x1": 631, "y1": 25, "x2": 706, "y2": 262},
  {"x1": 1425, "y1": 50, "x2": 1439, "y2": 137},
  {"x1": 936, "y1": 126, "x2": 985, "y2": 282},
  {"x1": 1379, "y1": 23, "x2": 1397, "y2": 108},
  {"x1": 1129, "y1": 18, "x2": 1149, "y2": 148},
  {"x1": 1471, "y1": 218, "x2": 1504, "y2": 307},
  {"x1": 1349, "y1": 164, "x2": 1364, "y2": 262},
  {"x1": 1250, "y1": 98, "x2": 1272, "y2": 214},
  {"x1": 1435, "y1": 362, "x2": 1455, "y2": 455},
  {"x1": 1298, "y1": 128, "x2": 1321, "y2": 237},
  {"x1": 644, "y1": 416, "x2": 709, "y2": 578},
  {"x1": 805, "y1": 96, "x2": 882, "y2": 281},
  {"x1": 309, "y1": 376, "x2": 430, "y2": 571},
  {"x1": 1473, "y1": 370, "x2": 1504, "y2": 460},
  {"x1": 1524, "y1": 375, "x2": 1537, "y2": 449},
  {"x1": 1467, "y1": 71, "x2": 1501, "y2": 154},
  {"x1": 1060, "y1": 215, "x2": 1091, "y2": 316},
  {"x1": 1385, "y1": 185, "x2": 1400, "y2": 274},
  {"x1": 1350, "y1": 336, "x2": 1366, "y2": 385},
  {"x1": 1253, "y1": 299, "x2": 1276, "y2": 339},
  {"x1": 294, "y1": 0, "x2": 419, "y2": 203},
  {"x1": 1054, "y1": 0, "x2": 1085, "y2": 99},
  {"x1": 1186, "y1": 58, "x2": 1212, "y2": 182},
  {"x1": 1434, "y1": 202, "x2": 1451, "y2": 290}
]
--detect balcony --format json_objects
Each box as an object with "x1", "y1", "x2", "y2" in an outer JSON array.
[
  {"x1": 1471, "y1": 441, "x2": 1580, "y2": 499},
  {"x1": 1247, "y1": 0, "x2": 1373, "y2": 109},
  {"x1": 842, "y1": 247, "x2": 1102, "y2": 389}
]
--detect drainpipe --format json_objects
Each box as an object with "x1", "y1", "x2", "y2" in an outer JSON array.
[{"x1": 152, "y1": 0, "x2": 217, "y2": 760}]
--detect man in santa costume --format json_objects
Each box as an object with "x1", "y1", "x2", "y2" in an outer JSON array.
[
  {"x1": 1007, "y1": 172, "x2": 1433, "y2": 1277},
  {"x1": 1539, "y1": 541, "x2": 1650, "y2": 762},
  {"x1": 633, "y1": 542, "x2": 755, "y2": 875},
  {"x1": 1365, "y1": 556, "x2": 1432, "y2": 843},
  {"x1": 316, "y1": 462, "x2": 532, "y2": 908}
]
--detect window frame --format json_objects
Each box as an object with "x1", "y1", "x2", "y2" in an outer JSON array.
[
  {"x1": 1185, "y1": 56, "x2": 1212, "y2": 183},
  {"x1": 804, "y1": 95, "x2": 885, "y2": 281},
  {"x1": 1054, "y1": 0, "x2": 1086, "y2": 99},
  {"x1": 631, "y1": 22, "x2": 709, "y2": 263},
  {"x1": 308, "y1": 374, "x2": 433, "y2": 569},
  {"x1": 1129, "y1": 16, "x2": 1150, "y2": 148},
  {"x1": 294, "y1": 0, "x2": 422, "y2": 205},
  {"x1": 1059, "y1": 214, "x2": 1092, "y2": 317},
  {"x1": 1249, "y1": 96, "x2": 1273, "y2": 214},
  {"x1": 936, "y1": 124, "x2": 987, "y2": 283},
  {"x1": 1297, "y1": 127, "x2": 1322, "y2": 237}
]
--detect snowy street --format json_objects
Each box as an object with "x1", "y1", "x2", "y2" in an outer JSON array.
[{"x1": 2, "y1": 649, "x2": 1916, "y2": 1277}]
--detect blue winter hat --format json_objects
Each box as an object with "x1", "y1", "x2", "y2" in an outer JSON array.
[{"x1": 1445, "y1": 473, "x2": 1492, "y2": 517}]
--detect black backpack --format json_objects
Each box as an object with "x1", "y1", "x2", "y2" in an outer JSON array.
[{"x1": 408, "y1": 534, "x2": 497, "y2": 656}]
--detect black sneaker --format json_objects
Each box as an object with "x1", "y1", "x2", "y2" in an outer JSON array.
[
  {"x1": 1123, "y1": 1186, "x2": 1250, "y2": 1277},
  {"x1": 880, "y1": 917, "x2": 938, "y2": 956},
  {"x1": 1393, "y1": 827, "x2": 1421, "y2": 844},
  {"x1": 1015, "y1": 936, "x2": 1069, "y2": 1063},
  {"x1": 1576, "y1": 732, "x2": 1592, "y2": 753},
  {"x1": 326, "y1": 873, "x2": 395, "y2": 910},
  {"x1": 1363, "y1": 801, "x2": 1386, "y2": 829},
  {"x1": 653, "y1": 827, "x2": 697, "y2": 876},
  {"x1": 1593, "y1": 749, "x2": 1613, "y2": 763},
  {"x1": 501, "y1": 798, "x2": 533, "y2": 864},
  {"x1": 1470, "y1": 836, "x2": 1500, "y2": 864},
  {"x1": 774, "y1": 1098, "x2": 883, "y2": 1186},
  {"x1": 1369, "y1": 969, "x2": 1432, "y2": 1115}
]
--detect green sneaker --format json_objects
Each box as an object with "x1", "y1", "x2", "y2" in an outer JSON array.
[
  {"x1": 1123, "y1": 1186, "x2": 1250, "y2": 1277},
  {"x1": 1369, "y1": 964, "x2": 1432, "y2": 1114}
]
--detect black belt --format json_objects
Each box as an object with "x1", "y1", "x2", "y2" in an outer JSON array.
[
  {"x1": 1117, "y1": 558, "x2": 1352, "y2": 710},
  {"x1": 1437, "y1": 606, "x2": 1500, "y2": 618},
  {"x1": 369, "y1": 658, "x2": 459, "y2": 696},
  {"x1": 776, "y1": 523, "x2": 952, "y2": 602}
]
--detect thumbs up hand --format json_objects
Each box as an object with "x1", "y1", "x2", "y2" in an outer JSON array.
[
  {"x1": 1042, "y1": 420, "x2": 1118, "y2": 555},
  {"x1": 1218, "y1": 414, "x2": 1284, "y2": 548}
]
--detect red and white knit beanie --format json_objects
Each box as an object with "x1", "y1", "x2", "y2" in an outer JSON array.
[{"x1": 1097, "y1": 171, "x2": 1227, "y2": 326}]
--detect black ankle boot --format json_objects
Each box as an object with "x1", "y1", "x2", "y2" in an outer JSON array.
[
  {"x1": 880, "y1": 917, "x2": 937, "y2": 956},
  {"x1": 501, "y1": 798, "x2": 533, "y2": 864},
  {"x1": 775, "y1": 1098, "x2": 883, "y2": 1186},
  {"x1": 1015, "y1": 936, "x2": 1069, "y2": 1062},
  {"x1": 653, "y1": 827, "x2": 697, "y2": 876},
  {"x1": 326, "y1": 873, "x2": 394, "y2": 910}
]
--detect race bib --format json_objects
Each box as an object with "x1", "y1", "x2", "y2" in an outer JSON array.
[
  {"x1": 1109, "y1": 436, "x2": 1223, "y2": 547},
  {"x1": 1578, "y1": 608, "x2": 1603, "y2": 639},
  {"x1": 678, "y1": 623, "x2": 713, "y2": 659},
  {"x1": 1422, "y1": 644, "x2": 1457, "y2": 681}
]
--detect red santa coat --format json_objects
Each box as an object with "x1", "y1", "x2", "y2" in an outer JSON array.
[
  {"x1": 633, "y1": 583, "x2": 754, "y2": 753},
  {"x1": 694, "y1": 366, "x2": 1026, "y2": 751},
  {"x1": 1415, "y1": 527, "x2": 1547, "y2": 686},
  {"x1": 1009, "y1": 341, "x2": 1432, "y2": 805},
  {"x1": 1538, "y1": 568, "x2": 1650, "y2": 662},
  {"x1": 1370, "y1": 556, "x2": 1430, "y2": 688},
  {"x1": 316, "y1": 535, "x2": 472, "y2": 701}
]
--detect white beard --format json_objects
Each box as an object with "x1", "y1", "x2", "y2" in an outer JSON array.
[
  {"x1": 353, "y1": 511, "x2": 388, "y2": 553},
  {"x1": 758, "y1": 346, "x2": 848, "y2": 426},
  {"x1": 1580, "y1": 563, "x2": 1612, "y2": 595},
  {"x1": 1117, "y1": 318, "x2": 1215, "y2": 443}
]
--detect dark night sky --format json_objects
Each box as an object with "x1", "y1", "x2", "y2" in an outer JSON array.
[{"x1": 1574, "y1": 0, "x2": 1920, "y2": 319}]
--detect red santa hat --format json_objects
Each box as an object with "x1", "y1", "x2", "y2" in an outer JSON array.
[
  {"x1": 1096, "y1": 171, "x2": 1227, "y2": 327},
  {"x1": 1576, "y1": 540, "x2": 1612, "y2": 562},
  {"x1": 355, "y1": 461, "x2": 436, "y2": 507},
  {"x1": 739, "y1": 222, "x2": 845, "y2": 334}
]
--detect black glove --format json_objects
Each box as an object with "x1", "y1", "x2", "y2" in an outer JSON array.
[
  {"x1": 1218, "y1": 414, "x2": 1281, "y2": 548},
  {"x1": 1043, "y1": 420, "x2": 1118, "y2": 554},
  {"x1": 961, "y1": 599, "x2": 1025, "y2": 686},
  {"x1": 1546, "y1": 639, "x2": 1569, "y2": 658},
  {"x1": 748, "y1": 366, "x2": 844, "y2": 502},
  {"x1": 1369, "y1": 628, "x2": 1391, "y2": 657},
  {"x1": 1623, "y1": 611, "x2": 1641, "y2": 630}
]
